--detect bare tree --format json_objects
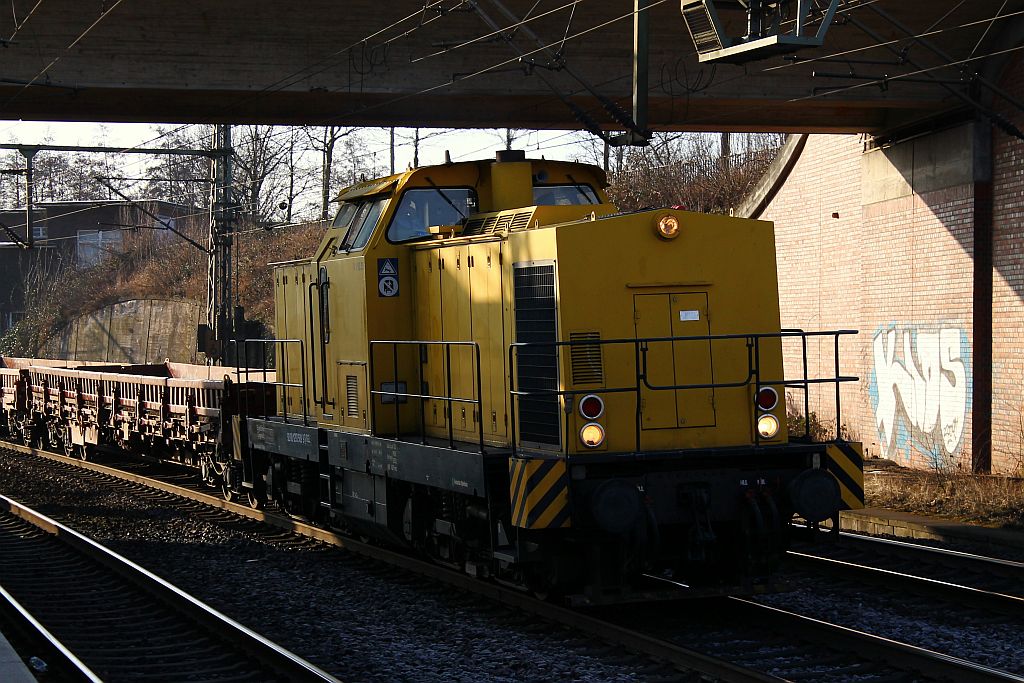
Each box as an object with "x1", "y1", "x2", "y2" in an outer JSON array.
[
  {"x1": 607, "y1": 132, "x2": 787, "y2": 214},
  {"x1": 485, "y1": 127, "x2": 530, "y2": 152},
  {"x1": 303, "y1": 125, "x2": 356, "y2": 220},
  {"x1": 233, "y1": 125, "x2": 290, "y2": 223},
  {"x1": 142, "y1": 125, "x2": 214, "y2": 210},
  {"x1": 0, "y1": 149, "x2": 25, "y2": 207}
]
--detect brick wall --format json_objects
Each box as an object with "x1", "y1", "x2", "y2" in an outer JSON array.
[
  {"x1": 762, "y1": 130, "x2": 979, "y2": 471},
  {"x1": 992, "y1": 51, "x2": 1024, "y2": 474}
]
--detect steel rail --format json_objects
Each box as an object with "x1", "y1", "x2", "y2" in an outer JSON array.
[
  {"x1": 0, "y1": 583, "x2": 101, "y2": 683},
  {"x1": 826, "y1": 527, "x2": 1024, "y2": 571},
  {"x1": 9, "y1": 438, "x2": 1022, "y2": 682},
  {"x1": 723, "y1": 597, "x2": 1024, "y2": 683},
  {"x1": 786, "y1": 550, "x2": 1024, "y2": 617},
  {"x1": 0, "y1": 487, "x2": 339, "y2": 683},
  {"x1": 0, "y1": 440, "x2": 778, "y2": 683}
]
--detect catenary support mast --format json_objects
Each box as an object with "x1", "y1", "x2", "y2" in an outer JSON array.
[{"x1": 208, "y1": 124, "x2": 234, "y2": 362}]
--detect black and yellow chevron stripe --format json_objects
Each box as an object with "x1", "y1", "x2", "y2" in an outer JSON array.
[
  {"x1": 825, "y1": 441, "x2": 865, "y2": 510},
  {"x1": 509, "y1": 456, "x2": 571, "y2": 529}
]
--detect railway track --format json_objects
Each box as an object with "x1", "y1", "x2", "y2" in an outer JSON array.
[
  {"x1": 0, "y1": 581, "x2": 98, "y2": 682},
  {"x1": 0, "y1": 441, "x2": 775, "y2": 682},
  {"x1": 609, "y1": 580, "x2": 1022, "y2": 683},
  {"x1": 0, "y1": 488, "x2": 338, "y2": 683},
  {"x1": 787, "y1": 531, "x2": 1024, "y2": 617},
  {"x1": 2, "y1": 440, "x2": 1022, "y2": 682}
]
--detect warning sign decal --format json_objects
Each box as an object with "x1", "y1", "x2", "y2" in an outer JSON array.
[{"x1": 378, "y1": 258, "x2": 399, "y2": 297}]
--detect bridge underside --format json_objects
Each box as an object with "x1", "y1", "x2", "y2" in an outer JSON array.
[{"x1": 0, "y1": 1, "x2": 1019, "y2": 131}]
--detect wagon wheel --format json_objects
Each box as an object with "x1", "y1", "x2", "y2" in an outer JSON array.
[
  {"x1": 246, "y1": 486, "x2": 266, "y2": 510},
  {"x1": 199, "y1": 457, "x2": 220, "y2": 488},
  {"x1": 31, "y1": 425, "x2": 49, "y2": 452},
  {"x1": 11, "y1": 416, "x2": 27, "y2": 444}
]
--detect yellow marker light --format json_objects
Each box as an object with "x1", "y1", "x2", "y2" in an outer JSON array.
[
  {"x1": 655, "y1": 215, "x2": 680, "y2": 240},
  {"x1": 757, "y1": 414, "x2": 780, "y2": 439},
  {"x1": 580, "y1": 422, "x2": 605, "y2": 448}
]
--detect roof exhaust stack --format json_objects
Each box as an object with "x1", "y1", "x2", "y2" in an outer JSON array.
[
  {"x1": 495, "y1": 149, "x2": 526, "y2": 163},
  {"x1": 491, "y1": 150, "x2": 531, "y2": 210}
]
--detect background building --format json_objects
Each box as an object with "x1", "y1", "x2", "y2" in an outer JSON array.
[{"x1": 0, "y1": 199, "x2": 193, "y2": 334}]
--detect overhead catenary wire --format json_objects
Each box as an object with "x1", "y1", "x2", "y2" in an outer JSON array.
[
  {"x1": 1, "y1": 0, "x2": 125, "y2": 110},
  {"x1": 3, "y1": 0, "x2": 1020, "y2": 217},
  {"x1": 538, "y1": 1, "x2": 1024, "y2": 138},
  {"x1": 11, "y1": 43, "x2": 1024, "y2": 246},
  {"x1": 7, "y1": 0, "x2": 44, "y2": 42},
  {"x1": 30, "y1": 2, "x2": 458, "y2": 161},
  {"x1": 451, "y1": 1, "x2": 1023, "y2": 156},
  {"x1": 410, "y1": 0, "x2": 582, "y2": 64},
  {"x1": 9, "y1": 0, "x2": 1020, "y2": 170},
  {"x1": 0, "y1": 0, "x2": 906, "y2": 166},
  {"x1": 3, "y1": 0, "x2": 1012, "y2": 159},
  {"x1": 4, "y1": 0, "x2": 591, "y2": 167},
  {"x1": 305, "y1": 0, "x2": 984, "y2": 132}
]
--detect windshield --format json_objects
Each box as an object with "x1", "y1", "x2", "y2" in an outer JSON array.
[
  {"x1": 387, "y1": 187, "x2": 478, "y2": 243},
  {"x1": 533, "y1": 184, "x2": 599, "y2": 205}
]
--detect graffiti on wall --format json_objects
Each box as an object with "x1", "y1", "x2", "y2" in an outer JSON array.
[{"x1": 868, "y1": 325, "x2": 971, "y2": 465}]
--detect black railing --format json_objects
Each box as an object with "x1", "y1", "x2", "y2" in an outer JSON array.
[
  {"x1": 368, "y1": 340, "x2": 485, "y2": 453},
  {"x1": 508, "y1": 329, "x2": 858, "y2": 456},
  {"x1": 230, "y1": 339, "x2": 309, "y2": 426}
]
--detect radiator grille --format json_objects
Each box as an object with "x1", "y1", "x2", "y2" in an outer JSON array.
[
  {"x1": 509, "y1": 211, "x2": 532, "y2": 230},
  {"x1": 463, "y1": 210, "x2": 533, "y2": 235},
  {"x1": 570, "y1": 332, "x2": 604, "y2": 384},
  {"x1": 513, "y1": 263, "x2": 560, "y2": 446},
  {"x1": 463, "y1": 216, "x2": 493, "y2": 235},
  {"x1": 346, "y1": 375, "x2": 359, "y2": 417}
]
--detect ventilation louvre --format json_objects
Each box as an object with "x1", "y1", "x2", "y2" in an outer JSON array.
[
  {"x1": 346, "y1": 375, "x2": 359, "y2": 417},
  {"x1": 509, "y1": 211, "x2": 532, "y2": 230},
  {"x1": 513, "y1": 263, "x2": 560, "y2": 446},
  {"x1": 462, "y1": 210, "x2": 533, "y2": 235},
  {"x1": 570, "y1": 332, "x2": 604, "y2": 385}
]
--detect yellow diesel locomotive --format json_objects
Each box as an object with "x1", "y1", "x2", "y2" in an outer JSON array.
[
  {"x1": 0, "y1": 150, "x2": 863, "y2": 604},
  {"x1": 229, "y1": 149, "x2": 863, "y2": 601}
]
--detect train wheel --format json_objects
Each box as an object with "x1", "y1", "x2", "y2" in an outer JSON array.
[
  {"x1": 31, "y1": 426, "x2": 48, "y2": 452},
  {"x1": 199, "y1": 458, "x2": 217, "y2": 488},
  {"x1": 246, "y1": 489, "x2": 265, "y2": 510},
  {"x1": 11, "y1": 417, "x2": 27, "y2": 444},
  {"x1": 47, "y1": 423, "x2": 64, "y2": 454},
  {"x1": 221, "y1": 482, "x2": 237, "y2": 503},
  {"x1": 62, "y1": 431, "x2": 75, "y2": 457}
]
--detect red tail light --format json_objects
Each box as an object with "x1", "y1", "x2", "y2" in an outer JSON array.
[
  {"x1": 579, "y1": 394, "x2": 605, "y2": 420},
  {"x1": 755, "y1": 387, "x2": 778, "y2": 411}
]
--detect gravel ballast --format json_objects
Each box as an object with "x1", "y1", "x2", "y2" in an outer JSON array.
[
  {"x1": 0, "y1": 451, "x2": 666, "y2": 682},
  {"x1": 5, "y1": 449, "x2": 1020, "y2": 681}
]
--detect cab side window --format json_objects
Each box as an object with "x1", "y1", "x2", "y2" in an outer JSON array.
[
  {"x1": 330, "y1": 202, "x2": 358, "y2": 250},
  {"x1": 340, "y1": 197, "x2": 388, "y2": 251}
]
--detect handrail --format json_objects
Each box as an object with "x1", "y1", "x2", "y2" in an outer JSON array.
[
  {"x1": 230, "y1": 338, "x2": 308, "y2": 426},
  {"x1": 307, "y1": 282, "x2": 322, "y2": 411},
  {"x1": 369, "y1": 340, "x2": 485, "y2": 453},
  {"x1": 508, "y1": 329, "x2": 858, "y2": 456}
]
